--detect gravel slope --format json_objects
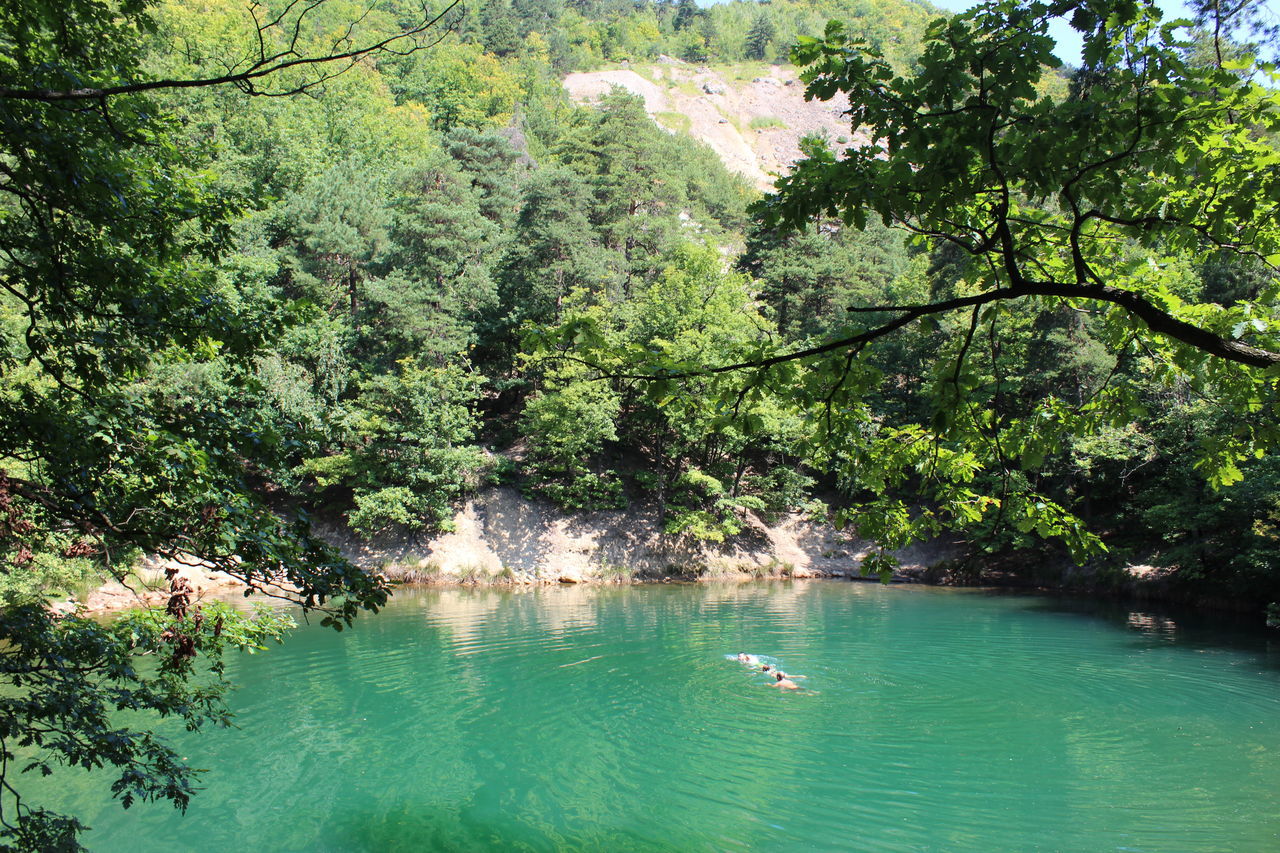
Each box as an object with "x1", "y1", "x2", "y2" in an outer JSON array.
[{"x1": 564, "y1": 59, "x2": 865, "y2": 191}]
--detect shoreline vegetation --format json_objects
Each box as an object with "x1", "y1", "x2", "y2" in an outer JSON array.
[
  {"x1": 61, "y1": 556, "x2": 1216, "y2": 618},
  {"x1": 60, "y1": 485, "x2": 1226, "y2": 617}
]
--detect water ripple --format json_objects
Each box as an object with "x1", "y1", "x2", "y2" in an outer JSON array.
[{"x1": 33, "y1": 583, "x2": 1280, "y2": 853}]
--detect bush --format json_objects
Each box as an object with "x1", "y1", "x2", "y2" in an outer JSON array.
[
  {"x1": 348, "y1": 487, "x2": 422, "y2": 535},
  {"x1": 664, "y1": 468, "x2": 766, "y2": 542},
  {"x1": 525, "y1": 470, "x2": 627, "y2": 512},
  {"x1": 749, "y1": 116, "x2": 786, "y2": 131}
]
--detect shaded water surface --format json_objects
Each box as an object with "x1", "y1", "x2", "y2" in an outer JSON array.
[{"x1": 52, "y1": 583, "x2": 1280, "y2": 851}]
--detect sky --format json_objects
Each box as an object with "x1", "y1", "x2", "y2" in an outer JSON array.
[
  {"x1": 697, "y1": 0, "x2": 1280, "y2": 67},
  {"x1": 925, "y1": 0, "x2": 1198, "y2": 66}
]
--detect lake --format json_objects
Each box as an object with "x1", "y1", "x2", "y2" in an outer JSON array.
[{"x1": 48, "y1": 582, "x2": 1280, "y2": 851}]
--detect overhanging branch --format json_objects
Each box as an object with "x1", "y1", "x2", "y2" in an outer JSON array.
[
  {"x1": 0, "y1": 0, "x2": 463, "y2": 102},
  {"x1": 598, "y1": 278, "x2": 1280, "y2": 382}
]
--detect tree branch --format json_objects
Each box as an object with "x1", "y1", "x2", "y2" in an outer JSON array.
[
  {"x1": 596, "y1": 276, "x2": 1280, "y2": 382},
  {"x1": 0, "y1": 0, "x2": 463, "y2": 102}
]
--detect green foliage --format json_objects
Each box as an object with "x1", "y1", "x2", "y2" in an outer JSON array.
[
  {"x1": 0, "y1": 602, "x2": 293, "y2": 850},
  {"x1": 377, "y1": 153, "x2": 503, "y2": 363},
  {"x1": 481, "y1": 0, "x2": 522, "y2": 57},
  {"x1": 0, "y1": 0, "x2": 394, "y2": 616},
  {"x1": 281, "y1": 158, "x2": 393, "y2": 321},
  {"x1": 386, "y1": 37, "x2": 524, "y2": 131},
  {"x1": 9, "y1": 0, "x2": 1280, "y2": 840},
  {"x1": 1114, "y1": 404, "x2": 1280, "y2": 603},
  {"x1": 0, "y1": 550, "x2": 102, "y2": 609},
  {"x1": 523, "y1": 241, "x2": 814, "y2": 537},
  {"x1": 340, "y1": 360, "x2": 486, "y2": 535},
  {"x1": 663, "y1": 468, "x2": 767, "y2": 541},
  {"x1": 744, "y1": 14, "x2": 777, "y2": 62},
  {"x1": 349, "y1": 486, "x2": 427, "y2": 533},
  {"x1": 493, "y1": 165, "x2": 616, "y2": 343},
  {"x1": 745, "y1": 466, "x2": 819, "y2": 518},
  {"x1": 724, "y1": 0, "x2": 1280, "y2": 577},
  {"x1": 557, "y1": 90, "x2": 689, "y2": 278},
  {"x1": 740, "y1": 216, "x2": 915, "y2": 342},
  {"x1": 443, "y1": 126, "x2": 527, "y2": 227},
  {"x1": 529, "y1": 471, "x2": 627, "y2": 511},
  {"x1": 0, "y1": 0, "x2": 422, "y2": 840},
  {"x1": 749, "y1": 115, "x2": 786, "y2": 131},
  {"x1": 521, "y1": 377, "x2": 625, "y2": 510}
]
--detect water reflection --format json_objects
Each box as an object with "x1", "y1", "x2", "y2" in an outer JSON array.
[
  {"x1": 31, "y1": 582, "x2": 1280, "y2": 852},
  {"x1": 1127, "y1": 609, "x2": 1179, "y2": 638}
]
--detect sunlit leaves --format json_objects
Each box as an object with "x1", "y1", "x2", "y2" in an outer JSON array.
[
  {"x1": 719, "y1": 0, "x2": 1280, "y2": 570},
  {"x1": 0, "y1": 602, "x2": 293, "y2": 848}
]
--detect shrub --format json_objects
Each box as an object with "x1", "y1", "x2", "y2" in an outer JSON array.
[{"x1": 749, "y1": 116, "x2": 786, "y2": 131}]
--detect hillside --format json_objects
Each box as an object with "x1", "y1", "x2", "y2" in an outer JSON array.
[{"x1": 565, "y1": 60, "x2": 865, "y2": 190}]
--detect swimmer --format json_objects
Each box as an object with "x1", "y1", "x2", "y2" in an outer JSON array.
[
  {"x1": 760, "y1": 663, "x2": 772, "y2": 673},
  {"x1": 771, "y1": 671, "x2": 801, "y2": 690},
  {"x1": 736, "y1": 653, "x2": 759, "y2": 665}
]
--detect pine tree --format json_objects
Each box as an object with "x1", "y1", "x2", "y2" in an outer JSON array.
[
  {"x1": 443, "y1": 126, "x2": 526, "y2": 228},
  {"x1": 673, "y1": 0, "x2": 698, "y2": 32},
  {"x1": 493, "y1": 166, "x2": 617, "y2": 341},
  {"x1": 481, "y1": 0, "x2": 520, "y2": 57},
  {"x1": 744, "y1": 14, "x2": 776, "y2": 61}
]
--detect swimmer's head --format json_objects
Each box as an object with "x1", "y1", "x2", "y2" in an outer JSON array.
[
  {"x1": 762, "y1": 664, "x2": 772, "y2": 672},
  {"x1": 775, "y1": 672, "x2": 785, "y2": 681}
]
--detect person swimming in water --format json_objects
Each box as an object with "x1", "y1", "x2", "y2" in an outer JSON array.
[
  {"x1": 771, "y1": 671, "x2": 801, "y2": 690},
  {"x1": 736, "y1": 653, "x2": 759, "y2": 665}
]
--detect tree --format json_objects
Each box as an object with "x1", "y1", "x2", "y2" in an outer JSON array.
[
  {"x1": 587, "y1": 0, "x2": 1280, "y2": 575},
  {"x1": 0, "y1": 0, "x2": 456, "y2": 845},
  {"x1": 491, "y1": 165, "x2": 618, "y2": 351},
  {"x1": 481, "y1": 0, "x2": 522, "y2": 57},
  {"x1": 768, "y1": 0, "x2": 1280, "y2": 370},
  {"x1": 340, "y1": 360, "x2": 485, "y2": 535},
  {"x1": 281, "y1": 159, "x2": 394, "y2": 323},
  {"x1": 744, "y1": 14, "x2": 776, "y2": 61},
  {"x1": 739, "y1": 216, "x2": 913, "y2": 342},
  {"x1": 443, "y1": 126, "x2": 527, "y2": 228},
  {"x1": 0, "y1": 0, "x2": 462, "y2": 102},
  {"x1": 387, "y1": 39, "x2": 525, "y2": 131},
  {"x1": 673, "y1": 0, "x2": 700, "y2": 32},
  {"x1": 557, "y1": 91, "x2": 688, "y2": 289},
  {"x1": 526, "y1": 242, "x2": 813, "y2": 536},
  {"x1": 379, "y1": 155, "x2": 501, "y2": 364}
]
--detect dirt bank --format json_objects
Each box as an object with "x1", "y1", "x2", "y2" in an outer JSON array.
[
  {"x1": 63, "y1": 488, "x2": 1219, "y2": 616},
  {"x1": 60, "y1": 487, "x2": 958, "y2": 615},
  {"x1": 315, "y1": 486, "x2": 957, "y2": 585}
]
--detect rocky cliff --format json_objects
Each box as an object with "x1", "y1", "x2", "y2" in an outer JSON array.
[{"x1": 563, "y1": 59, "x2": 865, "y2": 190}]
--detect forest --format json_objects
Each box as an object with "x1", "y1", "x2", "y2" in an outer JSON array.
[{"x1": 2, "y1": 0, "x2": 1280, "y2": 846}]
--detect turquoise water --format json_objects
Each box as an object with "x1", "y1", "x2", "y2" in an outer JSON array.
[{"x1": 45, "y1": 583, "x2": 1280, "y2": 851}]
